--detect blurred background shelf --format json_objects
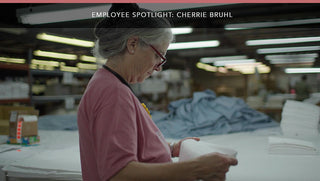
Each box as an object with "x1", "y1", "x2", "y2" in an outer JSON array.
[
  {"x1": 0, "y1": 98, "x2": 31, "y2": 104},
  {"x1": 32, "y1": 95, "x2": 82, "y2": 104},
  {"x1": 30, "y1": 69, "x2": 93, "y2": 78},
  {"x1": 0, "y1": 63, "x2": 29, "y2": 70}
]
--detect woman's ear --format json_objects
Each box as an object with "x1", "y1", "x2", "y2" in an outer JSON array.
[{"x1": 126, "y1": 36, "x2": 139, "y2": 54}]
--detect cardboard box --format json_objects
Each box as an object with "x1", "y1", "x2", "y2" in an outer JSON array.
[
  {"x1": 9, "y1": 110, "x2": 39, "y2": 138},
  {"x1": 0, "y1": 106, "x2": 36, "y2": 135}
]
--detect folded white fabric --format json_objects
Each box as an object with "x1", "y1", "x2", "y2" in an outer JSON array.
[
  {"x1": 268, "y1": 136, "x2": 318, "y2": 155},
  {"x1": 179, "y1": 139, "x2": 237, "y2": 162},
  {"x1": 282, "y1": 107, "x2": 317, "y2": 117},
  {"x1": 284, "y1": 100, "x2": 320, "y2": 112},
  {"x1": 281, "y1": 118, "x2": 318, "y2": 129},
  {"x1": 281, "y1": 100, "x2": 320, "y2": 138}
]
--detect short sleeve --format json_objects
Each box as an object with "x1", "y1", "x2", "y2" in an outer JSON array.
[{"x1": 93, "y1": 88, "x2": 138, "y2": 180}]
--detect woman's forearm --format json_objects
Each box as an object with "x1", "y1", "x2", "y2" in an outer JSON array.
[
  {"x1": 110, "y1": 160, "x2": 199, "y2": 181},
  {"x1": 110, "y1": 153, "x2": 238, "y2": 181}
]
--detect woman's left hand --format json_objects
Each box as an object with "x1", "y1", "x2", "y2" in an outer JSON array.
[{"x1": 171, "y1": 137, "x2": 200, "y2": 157}]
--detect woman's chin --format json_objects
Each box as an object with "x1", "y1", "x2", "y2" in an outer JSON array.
[{"x1": 140, "y1": 75, "x2": 150, "y2": 82}]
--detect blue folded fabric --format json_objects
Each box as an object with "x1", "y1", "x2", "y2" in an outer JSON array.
[
  {"x1": 153, "y1": 89, "x2": 278, "y2": 139},
  {"x1": 38, "y1": 114, "x2": 78, "y2": 130}
]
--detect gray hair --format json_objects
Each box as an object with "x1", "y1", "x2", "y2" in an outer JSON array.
[{"x1": 93, "y1": 28, "x2": 174, "y2": 60}]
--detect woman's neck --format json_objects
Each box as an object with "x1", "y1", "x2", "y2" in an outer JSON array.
[{"x1": 105, "y1": 58, "x2": 132, "y2": 83}]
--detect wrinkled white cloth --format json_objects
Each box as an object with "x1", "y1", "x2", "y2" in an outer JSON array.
[{"x1": 179, "y1": 139, "x2": 237, "y2": 162}]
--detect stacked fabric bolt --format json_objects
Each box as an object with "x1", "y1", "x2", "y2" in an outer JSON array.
[{"x1": 281, "y1": 100, "x2": 320, "y2": 138}]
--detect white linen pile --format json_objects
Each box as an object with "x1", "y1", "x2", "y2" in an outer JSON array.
[
  {"x1": 281, "y1": 100, "x2": 320, "y2": 138},
  {"x1": 268, "y1": 136, "x2": 318, "y2": 155},
  {"x1": 179, "y1": 139, "x2": 237, "y2": 162}
]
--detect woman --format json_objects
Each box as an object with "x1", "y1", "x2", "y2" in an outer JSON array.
[
  {"x1": 294, "y1": 75, "x2": 310, "y2": 101},
  {"x1": 77, "y1": 4, "x2": 237, "y2": 181}
]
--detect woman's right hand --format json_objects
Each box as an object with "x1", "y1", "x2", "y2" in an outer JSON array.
[
  {"x1": 193, "y1": 152, "x2": 238, "y2": 181},
  {"x1": 110, "y1": 151, "x2": 238, "y2": 181}
]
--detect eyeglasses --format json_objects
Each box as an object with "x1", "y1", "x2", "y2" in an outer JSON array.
[{"x1": 149, "y1": 44, "x2": 167, "y2": 68}]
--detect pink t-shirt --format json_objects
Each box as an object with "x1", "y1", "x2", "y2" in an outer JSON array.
[{"x1": 77, "y1": 68, "x2": 171, "y2": 181}]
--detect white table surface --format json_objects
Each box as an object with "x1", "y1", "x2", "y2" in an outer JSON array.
[
  {"x1": 200, "y1": 127, "x2": 320, "y2": 181},
  {"x1": 1, "y1": 127, "x2": 319, "y2": 181}
]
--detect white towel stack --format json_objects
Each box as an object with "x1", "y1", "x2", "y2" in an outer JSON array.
[
  {"x1": 268, "y1": 136, "x2": 318, "y2": 155},
  {"x1": 281, "y1": 100, "x2": 320, "y2": 138}
]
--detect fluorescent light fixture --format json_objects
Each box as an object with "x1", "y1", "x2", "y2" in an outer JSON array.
[
  {"x1": 31, "y1": 59, "x2": 60, "y2": 67},
  {"x1": 274, "y1": 62, "x2": 313, "y2": 67},
  {"x1": 218, "y1": 67, "x2": 228, "y2": 73},
  {"x1": 80, "y1": 55, "x2": 96, "y2": 62},
  {"x1": 19, "y1": 5, "x2": 111, "y2": 24},
  {"x1": 30, "y1": 64, "x2": 37, "y2": 69},
  {"x1": 265, "y1": 54, "x2": 317, "y2": 64},
  {"x1": 257, "y1": 46, "x2": 320, "y2": 54},
  {"x1": 45, "y1": 66, "x2": 55, "y2": 71},
  {"x1": 171, "y1": 27, "x2": 193, "y2": 35},
  {"x1": 225, "y1": 18, "x2": 320, "y2": 30},
  {"x1": 197, "y1": 60, "x2": 269, "y2": 74},
  {"x1": 60, "y1": 65, "x2": 79, "y2": 72},
  {"x1": 0, "y1": 57, "x2": 26, "y2": 64},
  {"x1": 270, "y1": 60, "x2": 314, "y2": 64},
  {"x1": 285, "y1": 68, "x2": 320, "y2": 74},
  {"x1": 34, "y1": 50, "x2": 77, "y2": 60},
  {"x1": 168, "y1": 40, "x2": 219, "y2": 50},
  {"x1": 200, "y1": 55, "x2": 247, "y2": 63},
  {"x1": 214, "y1": 59, "x2": 256, "y2": 66},
  {"x1": 77, "y1": 63, "x2": 97, "y2": 70},
  {"x1": 225, "y1": 63, "x2": 269, "y2": 74},
  {"x1": 37, "y1": 33, "x2": 94, "y2": 47},
  {"x1": 196, "y1": 62, "x2": 217, "y2": 72},
  {"x1": 37, "y1": 64, "x2": 55, "y2": 71},
  {"x1": 242, "y1": 68, "x2": 270, "y2": 74},
  {"x1": 237, "y1": 65, "x2": 269, "y2": 71},
  {"x1": 265, "y1": 53, "x2": 318, "y2": 60},
  {"x1": 270, "y1": 58, "x2": 315, "y2": 64},
  {"x1": 246, "y1": 36, "x2": 320, "y2": 46},
  {"x1": 226, "y1": 62, "x2": 262, "y2": 69},
  {"x1": 239, "y1": 65, "x2": 270, "y2": 74}
]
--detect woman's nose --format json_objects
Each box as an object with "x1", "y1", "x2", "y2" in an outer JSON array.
[{"x1": 154, "y1": 65, "x2": 162, "y2": 72}]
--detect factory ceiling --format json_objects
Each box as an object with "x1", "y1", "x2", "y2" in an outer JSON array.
[{"x1": 0, "y1": 3, "x2": 320, "y2": 74}]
